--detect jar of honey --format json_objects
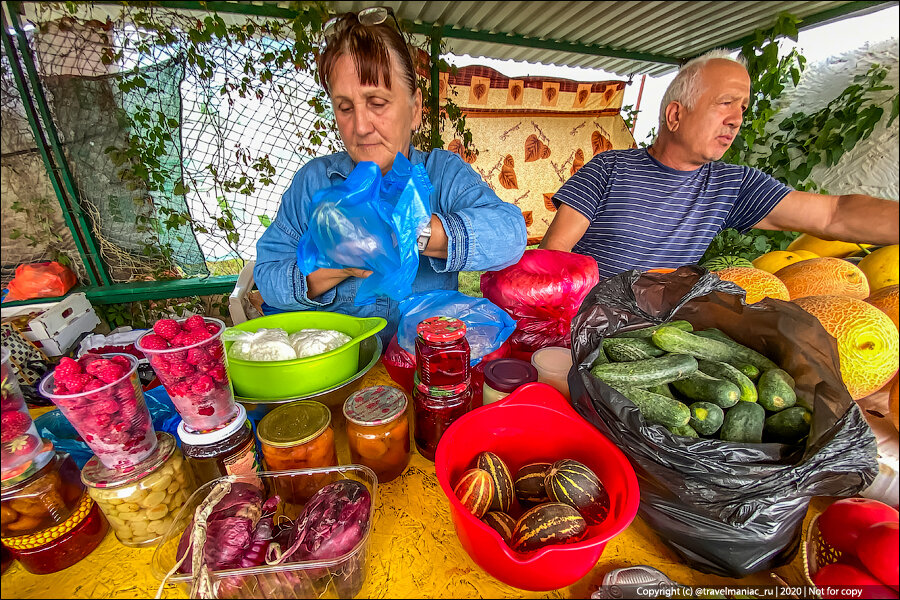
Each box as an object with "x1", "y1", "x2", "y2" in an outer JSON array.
[
  {"x1": 178, "y1": 404, "x2": 261, "y2": 488},
  {"x1": 343, "y1": 386, "x2": 410, "y2": 483},
  {"x1": 415, "y1": 316, "x2": 470, "y2": 387},
  {"x1": 257, "y1": 401, "x2": 337, "y2": 504},
  {"x1": 1, "y1": 451, "x2": 107, "y2": 574}
]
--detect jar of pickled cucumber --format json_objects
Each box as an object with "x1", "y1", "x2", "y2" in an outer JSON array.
[
  {"x1": 80, "y1": 432, "x2": 195, "y2": 547},
  {"x1": 257, "y1": 401, "x2": 337, "y2": 504},
  {"x1": 343, "y1": 385, "x2": 410, "y2": 483}
]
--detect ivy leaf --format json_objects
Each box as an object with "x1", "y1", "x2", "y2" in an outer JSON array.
[
  {"x1": 258, "y1": 214, "x2": 272, "y2": 227},
  {"x1": 890, "y1": 95, "x2": 899, "y2": 127}
]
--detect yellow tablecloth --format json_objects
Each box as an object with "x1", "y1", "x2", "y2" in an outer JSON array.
[{"x1": 4, "y1": 363, "x2": 830, "y2": 598}]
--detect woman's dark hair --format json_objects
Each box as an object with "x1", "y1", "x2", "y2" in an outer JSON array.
[{"x1": 318, "y1": 13, "x2": 418, "y2": 98}]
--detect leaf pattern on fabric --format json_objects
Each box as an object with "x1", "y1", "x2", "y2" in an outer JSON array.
[
  {"x1": 525, "y1": 134, "x2": 551, "y2": 162},
  {"x1": 592, "y1": 130, "x2": 613, "y2": 156},
  {"x1": 571, "y1": 148, "x2": 585, "y2": 175},
  {"x1": 543, "y1": 193, "x2": 557, "y2": 212},
  {"x1": 499, "y1": 154, "x2": 518, "y2": 189},
  {"x1": 522, "y1": 210, "x2": 533, "y2": 227}
]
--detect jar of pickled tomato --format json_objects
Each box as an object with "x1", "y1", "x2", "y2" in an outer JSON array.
[
  {"x1": 343, "y1": 386, "x2": 410, "y2": 483},
  {"x1": 257, "y1": 401, "x2": 337, "y2": 504},
  {"x1": 415, "y1": 316, "x2": 470, "y2": 388}
]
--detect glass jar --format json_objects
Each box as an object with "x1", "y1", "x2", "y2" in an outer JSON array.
[
  {"x1": 81, "y1": 432, "x2": 195, "y2": 547},
  {"x1": 344, "y1": 386, "x2": 410, "y2": 483},
  {"x1": 482, "y1": 358, "x2": 539, "y2": 405},
  {"x1": 531, "y1": 347, "x2": 574, "y2": 400},
  {"x1": 1, "y1": 451, "x2": 107, "y2": 574},
  {"x1": 1, "y1": 544, "x2": 12, "y2": 574},
  {"x1": 1, "y1": 452, "x2": 83, "y2": 538},
  {"x1": 412, "y1": 374, "x2": 473, "y2": 461},
  {"x1": 415, "y1": 316, "x2": 470, "y2": 388},
  {"x1": 257, "y1": 401, "x2": 337, "y2": 504},
  {"x1": 178, "y1": 404, "x2": 261, "y2": 488},
  {"x1": 1, "y1": 347, "x2": 46, "y2": 477}
]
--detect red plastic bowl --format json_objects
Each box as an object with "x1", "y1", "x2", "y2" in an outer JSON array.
[{"x1": 435, "y1": 382, "x2": 640, "y2": 591}]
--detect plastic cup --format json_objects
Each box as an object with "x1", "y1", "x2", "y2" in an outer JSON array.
[
  {"x1": 136, "y1": 317, "x2": 238, "y2": 432},
  {"x1": 1, "y1": 347, "x2": 45, "y2": 477},
  {"x1": 530, "y1": 347, "x2": 574, "y2": 400},
  {"x1": 39, "y1": 353, "x2": 157, "y2": 471}
]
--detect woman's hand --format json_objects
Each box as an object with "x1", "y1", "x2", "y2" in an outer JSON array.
[{"x1": 306, "y1": 266, "x2": 373, "y2": 298}]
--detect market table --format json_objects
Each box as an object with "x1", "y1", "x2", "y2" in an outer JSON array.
[{"x1": 4, "y1": 362, "x2": 833, "y2": 599}]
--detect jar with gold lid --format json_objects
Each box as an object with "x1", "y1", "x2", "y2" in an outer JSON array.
[
  {"x1": 81, "y1": 432, "x2": 195, "y2": 547},
  {"x1": 257, "y1": 400, "x2": 337, "y2": 503},
  {"x1": 344, "y1": 385, "x2": 410, "y2": 483},
  {"x1": 1, "y1": 451, "x2": 107, "y2": 574}
]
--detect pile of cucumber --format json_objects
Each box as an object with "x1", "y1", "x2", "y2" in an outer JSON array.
[{"x1": 589, "y1": 321, "x2": 812, "y2": 445}]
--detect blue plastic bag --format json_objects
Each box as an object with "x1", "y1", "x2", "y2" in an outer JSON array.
[
  {"x1": 296, "y1": 152, "x2": 432, "y2": 306},
  {"x1": 34, "y1": 385, "x2": 182, "y2": 469},
  {"x1": 397, "y1": 290, "x2": 517, "y2": 365}
]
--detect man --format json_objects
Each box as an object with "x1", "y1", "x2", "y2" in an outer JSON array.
[{"x1": 539, "y1": 49, "x2": 899, "y2": 278}]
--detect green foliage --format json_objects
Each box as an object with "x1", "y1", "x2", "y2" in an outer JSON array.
[
  {"x1": 412, "y1": 43, "x2": 475, "y2": 154},
  {"x1": 95, "y1": 294, "x2": 231, "y2": 330},
  {"x1": 8, "y1": 197, "x2": 73, "y2": 267},
  {"x1": 706, "y1": 12, "x2": 898, "y2": 264}
]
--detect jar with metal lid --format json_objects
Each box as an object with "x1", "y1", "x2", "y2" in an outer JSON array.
[
  {"x1": 343, "y1": 386, "x2": 410, "y2": 483},
  {"x1": 81, "y1": 432, "x2": 195, "y2": 547},
  {"x1": 1, "y1": 451, "x2": 107, "y2": 574},
  {"x1": 412, "y1": 373, "x2": 472, "y2": 461},
  {"x1": 415, "y1": 316, "x2": 470, "y2": 387},
  {"x1": 178, "y1": 403, "x2": 261, "y2": 488},
  {"x1": 257, "y1": 400, "x2": 337, "y2": 503},
  {"x1": 482, "y1": 358, "x2": 539, "y2": 405}
]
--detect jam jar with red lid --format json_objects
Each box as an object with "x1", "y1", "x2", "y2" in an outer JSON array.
[
  {"x1": 178, "y1": 403, "x2": 261, "y2": 488},
  {"x1": 412, "y1": 374, "x2": 473, "y2": 461},
  {"x1": 1, "y1": 451, "x2": 107, "y2": 574},
  {"x1": 344, "y1": 385, "x2": 410, "y2": 483},
  {"x1": 415, "y1": 316, "x2": 470, "y2": 387}
]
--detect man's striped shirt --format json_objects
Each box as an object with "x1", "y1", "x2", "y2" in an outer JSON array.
[{"x1": 552, "y1": 148, "x2": 791, "y2": 279}]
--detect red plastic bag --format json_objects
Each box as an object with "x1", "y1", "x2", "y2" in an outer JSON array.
[
  {"x1": 480, "y1": 249, "x2": 599, "y2": 356},
  {"x1": 4, "y1": 262, "x2": 77, "y2": 302}
]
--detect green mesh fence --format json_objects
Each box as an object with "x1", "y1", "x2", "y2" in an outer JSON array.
[
  {"x1": 4, "y1": 2, "x2": 340, "y2": 286},
  {"x1": 1, "y1": 38, "x2": 88, "y2": 290}
]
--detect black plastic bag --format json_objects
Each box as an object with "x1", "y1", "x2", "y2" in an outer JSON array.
[{"x1": 567, "y1": 266, "x2": 878, "y2": 577}]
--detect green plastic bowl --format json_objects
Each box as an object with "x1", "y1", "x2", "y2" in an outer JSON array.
[{"x1": 223, "y1": 311, "x2": 386, "y2": 400}]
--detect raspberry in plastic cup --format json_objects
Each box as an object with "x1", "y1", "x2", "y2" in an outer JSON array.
[
  {"x1": 1, "y1": 347, "x2": 46, "y2": 478},
  {"x1": 39, "y1": 353, "x2": 158, "y2": 471},
  {"x1": 136, "y1": 316, "x2": 238, "y2": 431}
]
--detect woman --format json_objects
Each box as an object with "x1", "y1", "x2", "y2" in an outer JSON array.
[{"x1": 254, "y1": 8, "x2": 527, "y2": 345}]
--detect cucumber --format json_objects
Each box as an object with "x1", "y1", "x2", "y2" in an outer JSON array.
[
  {"x1": 591, "y1": 347, "x2": 610, "y2": 368},
  {"x1": 668, "y1": 423, "x2": 699, "y2": 438},
  {"x1": 757, "y1": 369, "x2": 797, "y2": 412},
  {"x1": 670, "y1": 371, "x2": 740, "y2": 408},
  {"x1": 590, "y1": 353, "x2": 698, "y2": 388},
  {"x1": 764, "y1": 406, "x2": 812, "y2": 444},
  {"x1": 647, "y1": 383, "x2": 676, "y2": 399},
  {"x1": 603, "y1": 337, "x2": 667, "y2": 361},
  {"x1": 695, "y1": 328, "x2": 734, "y2": 343},
  {"x1": 738, "y1": 364, "x2": 761, "y2": 381},
  {"x1": 697, "y1": 359, "x2": 758, "y2": 404},
  {"x1": 719, "y1": 402, "x2": 765, "y2": 443},
  {"x1": 688, "y1": 401, "x2": 725, "y2": 436},
  {"x1": 651, "y1": 326, "x2": 778, "y2": 372},
  {"x1": 621, "y1": 387, "x2": 691, "y2": 428},
  {"x1": 614, "y1": 320, "x2": 694, "y2": 339}
]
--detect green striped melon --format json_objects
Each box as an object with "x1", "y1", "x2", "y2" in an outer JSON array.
[{"x1": 701, "y1": 256, "x2": 754, "y2": 271}]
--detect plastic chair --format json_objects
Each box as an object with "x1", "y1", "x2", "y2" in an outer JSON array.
[{"x1": 228, "y1": 260, "x2": 265, "y2": 325}]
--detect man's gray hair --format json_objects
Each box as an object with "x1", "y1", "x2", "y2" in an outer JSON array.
[{"x1": 658, "y1": 49, "x2": 747, "y2": 131}]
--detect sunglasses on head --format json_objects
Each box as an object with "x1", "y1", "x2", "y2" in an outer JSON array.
[{"x1": 323, "y1": 6, "x2": 404, "y2": 43}]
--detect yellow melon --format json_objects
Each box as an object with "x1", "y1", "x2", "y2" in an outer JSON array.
[
  {"x1": 787, "y1": 233, "x2": 873, "y2": 258},
  {"x1": 715, "y1": 267, "x2": 791, "y2": 304},
  {"x1": 857, "y1": 245, "x2": 899, "y2": 292},
  {"x1": 793, "y1": 250, "x2": 819, "y2": 260},
  {"x1": 890, "y1": 375, "x2": 899, "y2": 431},
  {"x1": 866, "y1": 284, "x2": 899, "y2": 331},
  {"x1": 774, "y1": 257, "x2": 870, "y2": 300},
  {"x1": 752, "y1": 250, "x2": 815, "y2": 274},
  {"x1": 793, "y1": 295, "x2": 899, "y2": 400}
]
